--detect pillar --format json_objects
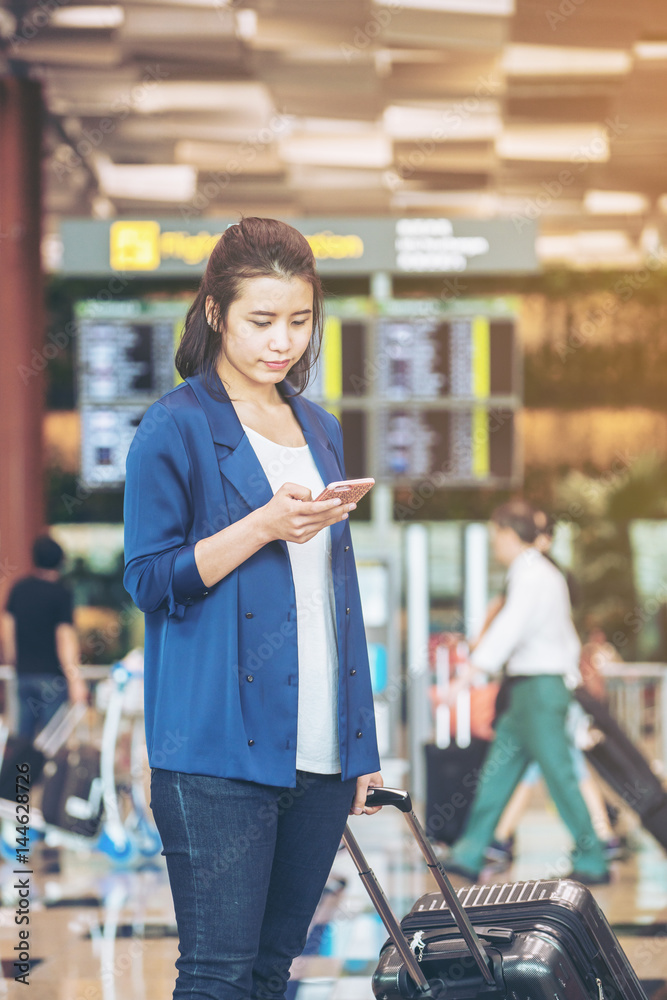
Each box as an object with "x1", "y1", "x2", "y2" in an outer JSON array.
[{"x1": 0, "y1": 75, "x2": 46, "y2": 608}]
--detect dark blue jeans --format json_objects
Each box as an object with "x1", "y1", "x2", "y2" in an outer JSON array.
[
  {"x1": 17, "y1": 673, "x2": 68, "y2": 740},
  {"x1": 150, "y1": 768, "x2": 357, "y2": 1000}
]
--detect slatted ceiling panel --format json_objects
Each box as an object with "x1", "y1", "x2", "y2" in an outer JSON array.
[
  {"x1": 379, "y1": 10, "x2": 510, "y2": 50},
  {"x1": 612, "y1": 75, "x2": 667, "y2": 124},
  {"x1": 608, "y1": 146, "x2": 667, "y2": 178},
  {"x1": 506, "y1": 95, "x2": 613, "y2": 122},
  {"x1": 512, "y1": 0, "x2": 642, "y2": 48},
  {"x1": 93, "y1": 138, "x2": 178, "y2": 167},
  {"x1": 115, "y1": 119, "x2": 282, "y2": 147},
  {"x1": 120, "y1": 4, "x2": 238, "y2": 40},
  {"x1": 391, "y1": 142, "x2": 498, "y2": 173},
  {"x1": 16, "y1": 39, "x2": 123, "y2": 67},
  {"x1": 498, "y1": 157, "x2": 594, "y2": 179},
  {"x1": 20, "y1": 0, "x2": 667, "y2": 261},
  {"x1": 43, "y1": 72, "x2": 157, "y2": 116},
  {"x1": 259, "y1": 59, "x2": 380, "y2": 96},
  {"x1": 119, "y1": 40, "x2": 246, "y2": 65},
  {"x1": 288, "y1": 165, "x2": 388, "y2": 189},
  {"x1": 261, "y1": 91, "x2": 384, "y2": 123},
  {"x1": 207, "y1": 201, "x2": 302, "y2": 221},
  {"x1": 396, "y1": 170, "x2": 491, "y2": 191},
  {"x1": 175, "y1": 141, "x2": 284, "y2": 174},
  {"x1": 299, "y1": 188, "x2": 391, "y2": 213},
  {"x1": 570, "y1": 219, "x2": 648, "y2": 239},
  {"x1": 249, "y1": 0, "x2": 373, "y2": 22},
  {"x1": 247, "y1": 15, "x2": 366, "y2": 51},
  {"x1": 387, "y1": 57, "x2": 505, "y2": 100},
  {"x1": 202, "y1": 175, "x2": 294, "y2": 196}
]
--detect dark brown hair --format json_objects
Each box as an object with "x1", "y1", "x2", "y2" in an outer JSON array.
[
  {"x1": 534, "y1": 509, "x2": 557, "y2": 538},
  {"x1": 491, "y1": 500, "x2": 538, "y2": 544},
  {"x1": 175, "y1": 217, "x2": 324, "y2": 395},
  {"x1": 33, "y1": 534, "x2": 64, "y2": 570}
]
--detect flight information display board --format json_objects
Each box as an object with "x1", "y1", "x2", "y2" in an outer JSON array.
[
  {"x1": 75, "y1": 296, "x2": 521, "y2": 490},
  {"x1": 76, "y1": 299, "x2": 189, "y2": 488},
  {"x1": 305, "y1": 298, "x2": 521, "y2": 488}
]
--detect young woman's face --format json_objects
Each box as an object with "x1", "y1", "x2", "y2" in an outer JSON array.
[{"x1": 212, "y1": 274, "x2": 314, "y2": 391}]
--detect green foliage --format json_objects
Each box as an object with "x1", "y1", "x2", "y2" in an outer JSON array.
[
  {"x1": 525, "y1": 342, "x2": 667, "y2": 409},
  {"x1": 554, "y1": 456, "x2": 667, "y2": 655}
]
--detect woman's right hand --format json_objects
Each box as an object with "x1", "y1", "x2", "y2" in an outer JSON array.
[{"x1": 257, "y1": 483, "x2": 355, "y2": 544}]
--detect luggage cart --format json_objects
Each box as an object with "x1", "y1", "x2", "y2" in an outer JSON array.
[{"x1": 0, "y1": 649, "x2": 160, "y2": 866}]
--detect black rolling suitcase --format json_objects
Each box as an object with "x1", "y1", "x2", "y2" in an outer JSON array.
[
  {"x1": 41, "y1": 744, "x2": 103, "y2": 837},
  {"x1": 0, "y1": 703, "x2": 87, "y2": 802},
  {"x1": 576, "y1": 687, "x2": 667, "y2": 852},
  {"x1": 424, "y1": 740, "x2": 489, "y2": 845},
  {"x1": 424, "y1": 643, "x2": 491, "y2": 845},
  {"x1": 344, "y1": 787, "x2": 647, "y2": 1000}
]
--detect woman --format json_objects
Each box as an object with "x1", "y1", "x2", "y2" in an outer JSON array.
[{"x1": 123, "y1": 217, "x2": 382, "y2": 1000}]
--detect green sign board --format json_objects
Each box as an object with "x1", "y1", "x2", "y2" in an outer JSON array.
[{"x1": 59, "y1": 216, "x2": 537, "y2": 277}]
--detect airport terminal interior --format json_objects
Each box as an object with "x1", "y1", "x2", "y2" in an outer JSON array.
[{"x1": 2, "y1": 0, "x2": 667, "y2": 997}]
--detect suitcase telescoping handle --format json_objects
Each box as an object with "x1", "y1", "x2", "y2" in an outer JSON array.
[{"x1": 342, "y1": 787, "x2": 495, "y2": 990}]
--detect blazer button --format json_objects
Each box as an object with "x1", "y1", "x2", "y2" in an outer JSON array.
[
  {"x1": 248, "y1": 739, "x2": 255, "y2": 746},
  {"x1": 356, "y1": 730, "x2": 363, "y2": 739},
  {"x1": 245, "y1": 612, "x2": 254, "y2": 619},
  {"x1": 246, "y1": 675, "x2": 254, "y2": 683},
  {"x1": 345, "y1": 607, "x2": 350, "y2": 614},
  {"x1": 349, "y1": 669, "x2": 357, "y2": 676},
  {"x1": 344, "y1": 545, "x2": 350, "y2": 552}
]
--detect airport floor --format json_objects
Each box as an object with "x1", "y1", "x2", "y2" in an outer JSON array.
[{"x1": 1, "y1": 782, "x2": 666, "y2": 1000}]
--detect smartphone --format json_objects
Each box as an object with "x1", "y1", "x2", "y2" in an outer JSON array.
[{"x1": 314, "y1": 478, "x2": 375, "y2": 504}]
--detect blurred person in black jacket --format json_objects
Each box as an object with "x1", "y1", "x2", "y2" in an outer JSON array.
[{"x1": 1, "y1": 535, "x2": 87, "y2": 740}]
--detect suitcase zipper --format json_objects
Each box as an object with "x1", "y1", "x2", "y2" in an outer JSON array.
[{"x1": 596, "y1": 978, "x2": 605, "y2": 1000}]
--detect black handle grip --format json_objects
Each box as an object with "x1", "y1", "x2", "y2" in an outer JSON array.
[{"x1": 365, "y1": 786, "x2": 413, "y2": 813}]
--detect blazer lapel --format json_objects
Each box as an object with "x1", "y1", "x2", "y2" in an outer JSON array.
[
  {"x1": 186, "y1": 374, "x2": 274, "y2": 512},
  {"x1": 187, "y1": 374, "x2": 346, "y2": 542}
]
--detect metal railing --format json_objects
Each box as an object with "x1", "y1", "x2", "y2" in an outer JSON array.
[{"x1": 601, "y1": 662, "x2": 667, "y2": 776}]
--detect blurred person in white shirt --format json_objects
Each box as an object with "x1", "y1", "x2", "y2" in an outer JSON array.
[{"x1": 443, "y1": 500, "x2": 609, "y2": 886}]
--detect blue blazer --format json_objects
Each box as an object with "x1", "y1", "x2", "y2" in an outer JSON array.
[{"x1": 123, "y1": 373, "x2": 380, "y2": 787}]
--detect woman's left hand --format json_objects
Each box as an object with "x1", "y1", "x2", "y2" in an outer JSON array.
[{"x1": 350, "y1": 771, "x2": 384, "y2": 815}]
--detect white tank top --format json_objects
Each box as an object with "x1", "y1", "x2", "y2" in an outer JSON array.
[{"x1": 242, "y1": 424, "x2": 341, "y2": 774}]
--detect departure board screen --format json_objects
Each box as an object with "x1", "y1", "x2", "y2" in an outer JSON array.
[
  {"x1": 78, "y1": 321, "x2": 175, "y2": 403},
  {"x1": 80, "y1": 405, "x2": 148, "y2": 487},
  {"x1": 306, "y1": 298, "x2": 521, "y2": 487},
  {"x1": 377, "y1": 408, "x2": 515, "y2": 482},
  {"x1": 76, "y1": 300, "x2": 189, "y2": 488},
  {"x1": 76, "y1": 297, "x2": 520, "y2": 490},
  {"x1": 375, "y1": 316, "x2": 517, "y2": 400}
]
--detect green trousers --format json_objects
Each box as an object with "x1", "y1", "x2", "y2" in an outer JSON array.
[{"x1": 450, "y1": 674, "x2": 608, "y2": 878}]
